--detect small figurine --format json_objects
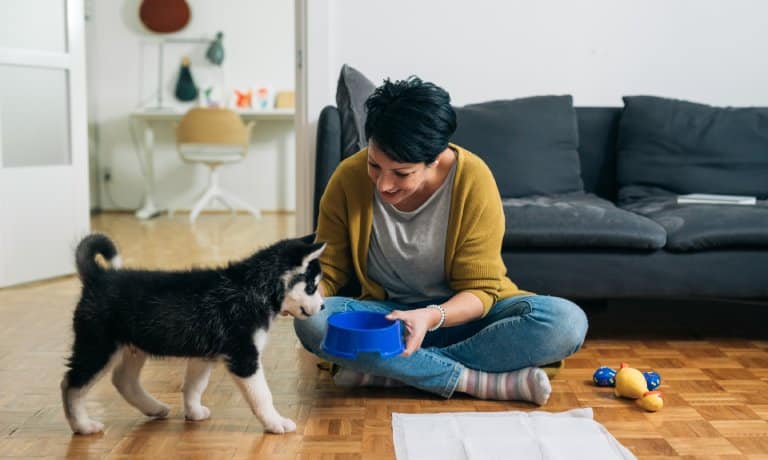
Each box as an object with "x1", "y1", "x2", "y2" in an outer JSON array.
[
  {"x1": 254, "y1": 85, "x2": 273, "y2": 109},
  {"x1": 202, "y1": 86, "x2": 222, "y2": 107},
  {"x1": 175, "y1": 56, "x2": 198, "y2": 102},
  {"x1": 234, "y1": 89, "x2": 252, "y2": 108}
]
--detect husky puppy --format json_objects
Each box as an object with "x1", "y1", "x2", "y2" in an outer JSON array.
[{"x1": 61, "y1": 233, "x2": 325, "y2": 435}]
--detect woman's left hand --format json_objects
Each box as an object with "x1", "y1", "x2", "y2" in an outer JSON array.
[{"x1": 386, "y1": 308, "x2": 438, "y2": 357}]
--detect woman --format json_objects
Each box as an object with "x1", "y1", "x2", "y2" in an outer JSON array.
[{"x1": 294, "y1": 76, "x2": 588, "y2": 404}]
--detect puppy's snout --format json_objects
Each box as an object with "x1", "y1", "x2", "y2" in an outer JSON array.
[{"x1": 305, "y1": 303, "x2": 324, "y2": 316}]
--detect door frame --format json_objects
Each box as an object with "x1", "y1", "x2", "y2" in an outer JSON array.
[{"x1": 293, "y1": 0, "x2": 336, "y2": 235}]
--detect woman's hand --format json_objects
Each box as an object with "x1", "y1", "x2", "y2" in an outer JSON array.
[{"x1": 385, "y1": 308, "x2": 440, "y2": 357}]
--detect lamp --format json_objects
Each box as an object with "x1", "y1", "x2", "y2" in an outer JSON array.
[{"x1": 151, "y1": 31, "x2": 224, "y2": 110}]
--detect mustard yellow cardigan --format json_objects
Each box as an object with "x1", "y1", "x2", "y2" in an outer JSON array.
[{"x1": 316, "y1": 143, "x2": 529, "y2": 315}]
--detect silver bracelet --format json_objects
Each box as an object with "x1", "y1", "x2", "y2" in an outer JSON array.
[{"x1": 426, "y1": 304, "x2": 446, "y2": 332}]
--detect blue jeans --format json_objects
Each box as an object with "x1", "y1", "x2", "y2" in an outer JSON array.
[{"x1": 293, "y1": 294, "x2": 588, "y2": 398}]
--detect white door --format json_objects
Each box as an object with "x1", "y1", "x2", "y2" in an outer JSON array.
[{"x1": 0, "y1": 0, "x2": 90, "y2": 287}]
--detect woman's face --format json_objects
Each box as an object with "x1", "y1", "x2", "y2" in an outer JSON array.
[{"x1": 367, "y1": 142, "x2": 433, "y2": 208}]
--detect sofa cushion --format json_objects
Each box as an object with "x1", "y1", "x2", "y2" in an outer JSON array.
[
  {"x1": 617, "y1": 96, "x2": 768, "y2": 199},
  {"x1": 336, "y1": 64, "x2": 376, "y2": 158},
  {"x1": 453, "y1": 96, "x2": 584, "y2": 198},
  {"x1": 620, "y1": 186, "x2": 768, "y2": 252},
  {"x1": 502, "y1": 193, "x2": 666, "y2": 250}
]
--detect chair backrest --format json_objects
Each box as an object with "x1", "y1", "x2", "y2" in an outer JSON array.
[{"x1": 176, "y1": 108, "x2": 250, "y2": 146}]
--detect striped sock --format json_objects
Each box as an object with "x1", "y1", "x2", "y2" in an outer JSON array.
[
  {"x1": 332, "y1": 368, "x2": 405, "y2": 388},
  {"x1": 456, "y1": 367, "x2": 551, "y2": 405}
]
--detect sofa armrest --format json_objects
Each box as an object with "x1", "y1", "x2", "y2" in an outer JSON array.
[{"x1": 314, "y1": 105, "x2": 342, "y2": 228}]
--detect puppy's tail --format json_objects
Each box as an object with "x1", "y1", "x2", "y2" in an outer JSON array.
[{"x1": 75, "y1": 234, "x2": 121, "y2": 281}]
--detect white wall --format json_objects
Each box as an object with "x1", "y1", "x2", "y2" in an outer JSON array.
[
  {"x1": 296, "y1": 0, "x2": 768, "y2": 232},
  {"x1": 330, "y1": 1, "x2": 768, "y2": 107},
  {"x1": 316, "y1": 0, "x2": 768, "y2": 107},
  {"x1": 87, "y1": 0, "x2": 295, "y2": 212}
]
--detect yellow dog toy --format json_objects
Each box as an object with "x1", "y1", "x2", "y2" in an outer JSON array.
[{"x1": 614, "y1": 363, "x2": 663, "y2": 412}]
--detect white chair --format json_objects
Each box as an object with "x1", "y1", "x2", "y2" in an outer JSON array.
[{"x1": 170, "y1": 108, "x2": 261, "y2": 223}]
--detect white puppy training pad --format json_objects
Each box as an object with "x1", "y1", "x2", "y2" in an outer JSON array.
[{"x1": 392, "y1": 408, "x2": 635, "y2": 460}]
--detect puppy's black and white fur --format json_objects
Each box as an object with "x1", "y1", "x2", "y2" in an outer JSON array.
[{"x1": 61, "y1": 233, "x2": 325, "y2": 435}]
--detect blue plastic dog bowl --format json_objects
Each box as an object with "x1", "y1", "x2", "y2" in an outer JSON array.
[{"x1": 321, "y1": 311, "x2": 404, "y2": 359}]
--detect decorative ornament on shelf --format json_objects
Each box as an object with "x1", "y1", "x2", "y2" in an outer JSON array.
[
  {"x1": 202, "y1": 85, "x2": 224, "y2": 108},
  {"x1": 206, "y1": 31, "x2": 225, "y2": 66},
  {"x1": 139, "y1": 0, "x2": 191, "y2": 34},
  {"x1": 274, "y1": 91, "x2": 295, "y2": 109},
  {"x1": 234, "y1": 89, "x2": 253, "y2": 109},
  {"x1": 148, "y1": 33, "x2": 225, "y2": 109},
  {"x1": 174, "y1": 56, "x2": 198, "y2": 102},
  {"x1": 253, "y1": 85, "x2": 274, "y2": 110}
]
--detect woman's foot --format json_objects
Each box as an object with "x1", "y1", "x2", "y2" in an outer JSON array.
[{"x1": 456, "y1": 366, "x2": 551, "y2": 405}]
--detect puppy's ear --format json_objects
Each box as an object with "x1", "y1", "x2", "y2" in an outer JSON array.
[
  {"x1": 298, "y1": 232, "x2": 317, "y2": 245},
  {"x1": 301, "y1": 242, "x2": 326, "y2": 269}
]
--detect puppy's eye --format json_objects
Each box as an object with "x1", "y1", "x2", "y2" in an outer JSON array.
[{"x1": 306, "y1": 272, "x2": 321, "y2": 295}]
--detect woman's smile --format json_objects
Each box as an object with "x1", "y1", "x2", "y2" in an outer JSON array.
[{"x1": 381, "y1": 189, "x2": 400, "y2": 198}]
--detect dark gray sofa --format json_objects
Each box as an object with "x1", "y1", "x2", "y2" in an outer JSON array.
[{"x1": 312, "y1": 78, "x2": 768, "y2": 301}]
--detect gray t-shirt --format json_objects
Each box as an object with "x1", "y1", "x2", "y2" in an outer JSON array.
[{"x1": 367, "y1": 162, "x2": 457, "y2": 304}]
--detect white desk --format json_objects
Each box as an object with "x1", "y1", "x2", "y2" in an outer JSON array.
[{"x1": 129, "y1": 107, "x2": 294, "y2": 219}]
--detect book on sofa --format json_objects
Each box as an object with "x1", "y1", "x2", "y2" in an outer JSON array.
[{"x1": 676, "y1": 193, "x2": 757, "y2": 205}]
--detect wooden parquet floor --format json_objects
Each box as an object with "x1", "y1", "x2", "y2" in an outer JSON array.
[{"x1": 1, "y1": 212, "x2": 767, "y2": 459}]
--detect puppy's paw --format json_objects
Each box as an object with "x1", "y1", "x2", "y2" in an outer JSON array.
[
  {"x1": 185, "y1": 405, "x2": 211, "y2": 421},
  {"x1": 280, "y1": 416, "x2": 297, "y2": 433},
  {"x1": 73, "y1": 419, "x2": 104, "y2": 435},
  {"x1": 145, "y1": 403, "x2": 171, "y2": 418},
  {"x1": 263, "y1": 415, "x2": 296, "y2": 434}
]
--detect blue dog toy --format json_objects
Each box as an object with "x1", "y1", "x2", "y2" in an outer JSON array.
[
  {"x1": 643, "y1": 370, "x2": 661, "y2": 390},
  {"x1": 593, "y1": 366, "x2": 661, "y2": 390},
  {"x1": 593, "y1": 366, "x2": 617, "y2": 386}
]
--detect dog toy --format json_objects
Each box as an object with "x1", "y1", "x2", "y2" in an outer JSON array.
[
  {"x1": 595, "y1": 363, "x2": 665, "y2": 412},
  {"x1": 636, "y1": 390, "x2": 664, "y2": 412},
  {"x1": 643, "y1": 370, "x2": 661, "y2": 390},
  {"x1": 593, "y1": 366, "x2": 617, "y2": 386},
  {"x1": 593, "y1": 366, "x2": 661, "y2": 390},
  {"x1": 614, "y1": 363, "x2": 648, "y2": 399}
]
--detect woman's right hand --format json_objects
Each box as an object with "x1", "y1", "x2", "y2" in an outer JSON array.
[{"x1": 385, "y1": 307, "x2": 441, "y2": 357}]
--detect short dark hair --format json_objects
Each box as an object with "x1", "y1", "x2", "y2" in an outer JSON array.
[{"x1": 364, "y1": 76, "x2": 456, "y2": 163}]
